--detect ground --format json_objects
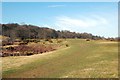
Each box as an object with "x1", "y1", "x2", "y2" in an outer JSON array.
[{"x1": 2, "y1": 39, "x2": 118, "y2": 78}]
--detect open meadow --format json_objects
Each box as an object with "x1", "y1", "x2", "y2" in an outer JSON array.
[{"x1": 2, "y1": 39, "x2": 118, "y2": 78}]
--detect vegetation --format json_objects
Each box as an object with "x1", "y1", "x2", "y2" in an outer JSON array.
[
  {"x1": 1, "y1": 23, "x2": 107, "y2": 41},
  {"x1": 1, "y1": 39, "x2": 62, "y2": 57},
  {"x1": 2, "y1": 39, "x2": 118, "y2": 78},
  {"x1": 0, "y1": 23, "x2": 119, "y2": 78}
]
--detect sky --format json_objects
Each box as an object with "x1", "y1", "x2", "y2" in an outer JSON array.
[
  {"x1": 2, "y1": 2, "x2": 118, "y2": 38},
  {"x1": 2, "y1": 0, "x2": 119, "y2": 2}
]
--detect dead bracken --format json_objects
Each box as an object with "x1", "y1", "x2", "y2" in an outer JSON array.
[{"x1": 1, "y1": 44, "x2": 56, "y2": 57}]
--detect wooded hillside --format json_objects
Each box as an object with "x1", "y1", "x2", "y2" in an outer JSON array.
[{"x1": 1, "y1": 23, "x2": 105, "y2": 41}]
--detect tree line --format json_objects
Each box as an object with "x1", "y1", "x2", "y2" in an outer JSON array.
[{"x1": 0, "y1": 23, "x2": 119, "y2": 41}]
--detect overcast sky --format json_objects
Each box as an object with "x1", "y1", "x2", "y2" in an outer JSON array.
[{"x1": 2, "y1": 2, "x2": 118, "y2": 37}]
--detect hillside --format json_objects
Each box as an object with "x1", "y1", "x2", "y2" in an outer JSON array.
[{"x1": 1, "y1": 23, "x2": 104, "y2": 41}]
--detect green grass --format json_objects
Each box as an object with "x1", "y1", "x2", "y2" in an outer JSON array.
[{"x1": 2, "y1": 39, "x2": 118, "y2": 78}]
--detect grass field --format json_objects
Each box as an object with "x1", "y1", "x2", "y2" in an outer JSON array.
[{"x1": 2, "y1": 39, "x2": 118, "y2": 78}]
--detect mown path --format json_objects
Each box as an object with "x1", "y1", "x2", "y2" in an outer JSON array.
[{"x1": 2, "y1": 39, "x2": 118, "y2": 78}]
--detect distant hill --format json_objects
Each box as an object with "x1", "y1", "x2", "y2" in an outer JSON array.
[{"x1": 1, "y1": 23, "x2": 105, "y2": 41}]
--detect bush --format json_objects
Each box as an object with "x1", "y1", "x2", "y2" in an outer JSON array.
[
  {"x1": 66, "y1": 44, "x2": 69, "y2": 47},
  {"x1": 86, "y1": 39, "x2": 90, "y2": 41},
  {"x1": 43, "y1": 42, "x2": 45, "y2": 44}
]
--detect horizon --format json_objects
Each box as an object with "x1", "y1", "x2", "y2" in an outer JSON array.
[{"x1": 2, "y1": 2, "x2": 118, "y2": 38}]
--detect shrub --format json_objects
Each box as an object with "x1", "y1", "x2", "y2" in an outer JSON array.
[
  {"x1": 86, "y1": 39, "x2": 90, "y2": 41},
  {"x1": 66, "y1": 44, "x2": 69, "y2": 47},
  {"x1": 43, "y1": 42, "x2": 45, "y2": 44}
]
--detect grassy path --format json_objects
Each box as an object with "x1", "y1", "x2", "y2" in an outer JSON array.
[{"x1": 2, "y1": 39, "x2": 118, "y2": 78}]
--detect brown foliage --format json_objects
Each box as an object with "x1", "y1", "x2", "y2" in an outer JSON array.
[
  {"x1": 66, "y1": 44, "x2": 69, "y2": 47},
  {"x1": 1, "y1": 44, "x2": 55, "y2": 57},
  {"x1": 86, "y1": 39, "x2": 90, "y2": 41}
]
